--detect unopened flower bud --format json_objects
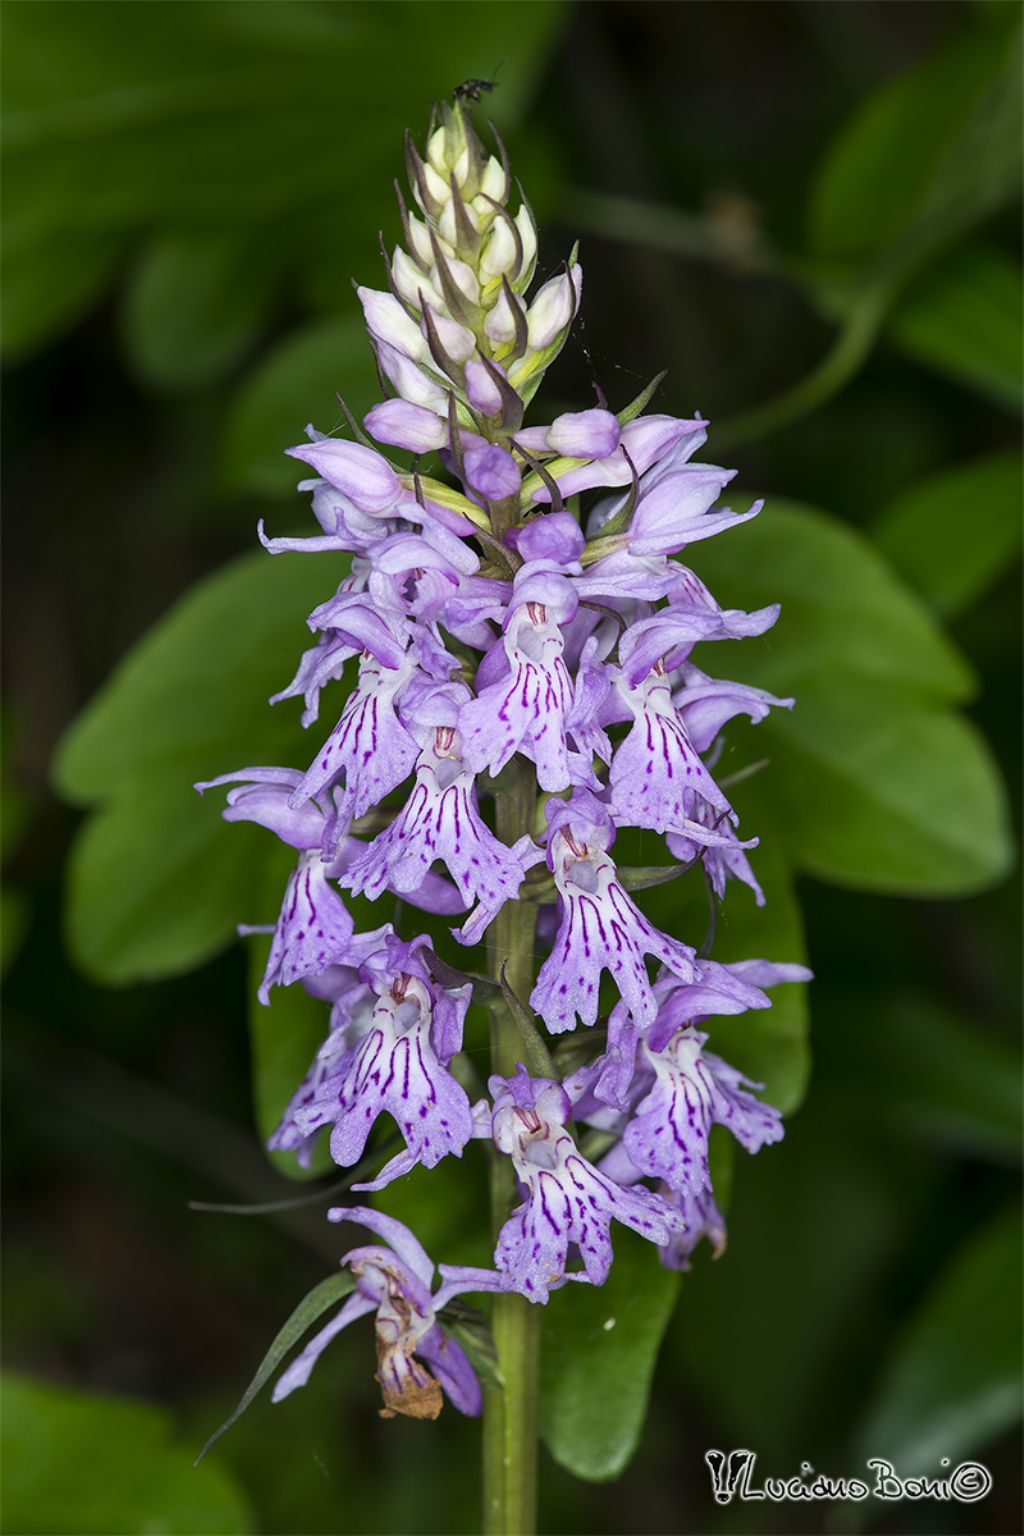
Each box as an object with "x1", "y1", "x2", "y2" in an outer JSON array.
[
  {"x1": 425, "y1": 306, "x2": 476, "y2": 365},
  {"x1": 480, "y1": 216, "x2": 520, "y2": 282},
  {"x1": 526, "y1": 267, "x2": 582, "y2": 349},
  {"x1": 393, "y1": 248, "x2": 442, "y2": 311},
  {"x1": 464, "y1": 443, "x2": 521, "y2": 502},
  {"x1": 376, "y1": 340, "x2": 447, "y2": 410},
  {"x1": 285, "y1": 438, "x2": 399, "y2": 513},
  {"x1": 358, "y1": 287, "x2": 430, "y2": 365},
  {"x1": 484, "y1": 285, "x2": 523, "y2": 346},
  {"x1": 465, "y1": 360, "x2": 505, "y2": 418},
  {"x1": 365, "y1": 400, "x2": 448, "y2": 455}
]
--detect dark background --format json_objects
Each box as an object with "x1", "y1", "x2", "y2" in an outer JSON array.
[{"x1": 3, "y1": 3, "x2": 1021, "y2": 1533}]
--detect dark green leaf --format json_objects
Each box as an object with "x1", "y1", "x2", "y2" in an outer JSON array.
[
  {"x1": 692, "y1": 501, "x2": 974, "y2": 701},
  {"x1": 690, "y1": 500, "x2": 1013, "y2": 893},
  {"x1": 53, "y1": 551, "x2": 339, "y2": 982},
  {"x1": 2, "y1": 1373, "x2": 252, "y2": 1534},
  {"x1": 809, "y1": 13, "x2": 1022, "y2": 263},
  {"x1": 63, "y1": 773, "x2": 276, "y2": 984},
  {"x1": 1, "y1": 230, "x2": 127, "y2": 360},
  {"x1": 855, "y1": 1207, "x2": 1023, "y2": 1471},
  {"x1": 886, "y1": 244, "x2": 1024, "y2": 414},
  {"x1": 760, "y1": 676, "x2": 1013, "y2": 895},
  {"x1": 220, "y1": 315, "x2": 379, "y2": 497},
  {"x1": 540, "y1": 1228, "x2": 680, "y2": 1481},
  {"x1": 197, "y1": 1270, "x2": 356, "y2": 1461},
  {"x1": 122, "y1": 232, "x2": 281, "y2": 391},
  {"x1": 874, "y1": 449, "x2": 1023, "y2": 616},
  {"x1": 826, "y1": 992, "x2": 1022, "y2": 1165}
]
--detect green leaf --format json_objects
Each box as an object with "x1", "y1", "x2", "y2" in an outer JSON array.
[
  {"x1": 121, "y1": 232, "x2": 281, "y2": 391},
  {"x1": 540, "y1": 1228, "x2": 680, "y2": 1481},
  {"x1": 874, "y1": 450, "x2": 1023, "y2": 617},
  {"x1": 809, "y1": 12, "x2": 1022, "y2": 263},
  {"x1": 1, "y1": 229, "x2": 128, "y2": 360},
  {"x1": 63, "y1": 774, "x2": 276, "y2": 984},
  {"x1": 53, "y1": 551, "x2": 339, "y2": 982},
  {"x1": 826, "y1": 992, "x2": 1022, "y2": 1165},
  {"x1": 691, "y1": 500, "x2": 1014, "y2": 894},
  {"x1": 855, "y1": 1207, "x2": 1023, "y2": 1471},
  {"x1": 221, "y1": 315, "x2": 379, "y2": 497},
  {"x1": 761, "y1": 676, "x2": 1014, "y2": 895},
  {"x1": 886, "y1": 244, "x2": 1023, "y2": 414},
  {"x1": 198, "y1": 1270, "x2": 356, "y2": 1461},
  {"x1": 692, "y1": 501, "x2": 974, "y2": 701},
  {"x1": 2, "y1": 1373, "x2": 252, "y2": 1535}
]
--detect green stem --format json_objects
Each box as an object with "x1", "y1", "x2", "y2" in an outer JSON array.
[{"x1": 483, "y1": 768, "x2": 540, "y2": 1536}]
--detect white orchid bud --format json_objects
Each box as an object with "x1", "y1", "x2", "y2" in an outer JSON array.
[
  {"x1": 392, "y1": 249, "x2": 443, "y2": 311},
  {"x1": 420, "y1": 161, "x2": 451, "y2": 209},
  {"x1": 376, "y1": 340, "x2": 448, "y2": 409},
  {"x1": 484, "y1": 285, "x2": 522, "y2": 346},
  {"x1": 480, "y1": 155, "x2": 507, "y2": 202},
  {"x1": 406, "y1": 213, "x2": 435, "y2": 268},
  {"x1": 426, "y1": 126, "x2": 448, "y2": 174},
  {"x1": 425, "y1": 306, "x2": 476, "y2": 364},
  {"x1": 526, "y1": 267, "x2": 582, "y2": 349},
  {"x1": 438, "y1": 197, "x2": 479, "y2": 249},
  {"x1": 357, "y1": 286, "x2": 430, "y2": 364},
  {"x1": 515, "y1": 205, "x2": 537, "y2": 277},
  {"x1": 436, "y1": 254, "x2": 480, "y2": 306},
  {"x1": 480, "y1": 216, "x2": 519, "y2": 281}
]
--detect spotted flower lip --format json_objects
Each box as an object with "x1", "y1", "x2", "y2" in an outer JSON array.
[
  {"x1": 269, "y1": 933, "x2": 475, "y2": 1187},
  {"x1": 272, "y1": 1206, "x2": 508, "y2": 1420},
  {"x1": 488, "y1": 1067, "x2": 682, "y2": 1302},
  {"x1": 530, "y1": 789, "x2": 696, "y2": 1033},
  {"x1": 458, "y1": 571, "x2": 582, "y2": 791},
  {"x1": 622, "y1": 1025, "x2": 784, "y2": 1195},
  {"x1": 608, "y1": 665, "x2": 738, "y2": 836},
  {"x1": 340, "y1": 688, "x2": 536, "y2": 913},
  {"x1": 288, "y1": 649, "x2": 421, "y2": 828}
]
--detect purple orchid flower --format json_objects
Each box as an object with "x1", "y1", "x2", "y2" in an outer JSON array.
[
  {"x1": 667, "y1": 801, "x2": 767, "y2": 906},
  {"x1": 195, "y1": 768, "x2": 460, "y2": 1004},
  {"x1": 341, "y1": 681, "x2": 540, "y2": 915},
  {"x1": 489, "y1": 1067, "x2": 681, "y2": 1302},
  {"x1": 530, "y1": 789, "x2": 696, "y2": 1033},
  {"x1": 623, "y1": 1024, "x2": 784, "y2": 1194},
  {"x1": 289, "y1": 648, "x2": 421, "y2": 830},
  {"x1": 273, "y1": 1206, "x2": 507, "y2": 1419},
  {"x1": 269, "y1": 934, "x2": 474, "y2": 1187},
  {"x1": 608, "y1": 662, "x2": 738, "y2": 836},
  {"x1": 673, "y1": 661, "x2": 794, "y2": 752},
  {"x1": 459, "y1": 567, "x2": 581, "y2": 791}
]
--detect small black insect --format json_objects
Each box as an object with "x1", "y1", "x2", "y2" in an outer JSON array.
[{"x1": 453, "y1": 77, "x2": 497, "y2": 104}]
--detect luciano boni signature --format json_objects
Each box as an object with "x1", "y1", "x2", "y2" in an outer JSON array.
[{"x1": 704, "y1": 1449, "x2": 992, "y2": 1505}]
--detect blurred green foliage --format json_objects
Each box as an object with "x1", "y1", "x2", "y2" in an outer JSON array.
[
  {"x1": 2, "y1": 1374, "x2": 252, "y2": 1534},
  {"x1": 5, "y1": 1, "x2": 1021, "y2": 1532}
]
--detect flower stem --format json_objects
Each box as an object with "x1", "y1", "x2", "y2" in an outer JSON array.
[{"x1": 483, "y1": 768, "x2": 540, "y2": 1536}]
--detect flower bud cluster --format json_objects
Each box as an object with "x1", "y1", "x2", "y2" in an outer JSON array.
[
  {"x1": 199, "y1": 102, "x2": 809, "y2": 1421},
  {"x1": 360, "y1": 99, "x2": 579, "y2": 447}
]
